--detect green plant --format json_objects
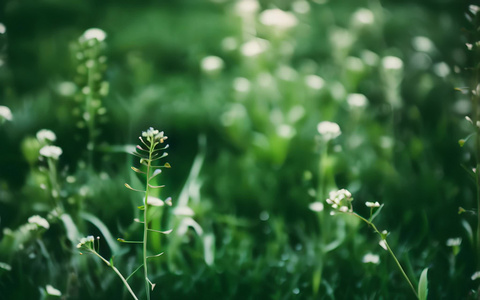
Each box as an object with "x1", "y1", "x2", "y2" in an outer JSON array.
[{"x1": 325, "y1": 188, "x2": 428, "y2": 299}]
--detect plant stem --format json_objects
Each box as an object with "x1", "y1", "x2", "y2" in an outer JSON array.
[
  {"x1": 94, "y1": 252, "x2": 139, "y2": 300},
  {"x1": 143, "y1": 145, "x2": 154, "y2": 300},
  {"x1": 352, "y1": 212, "x2": 419, "y2": 299}
]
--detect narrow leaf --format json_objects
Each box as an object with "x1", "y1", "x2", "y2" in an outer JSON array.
[
  {"x1": 147, "y1": 184, "x2": 165, "y2": 189},
  {"x1": 124, "y1": 183, "x2": 144, "y2": 193},
  {"x1": 369, "y1": 204, "x2": 385, "y2": 223},
  {"x1": 418, "y1": 268, "x2": 428, "y2": 300},
  {"x1": 117, "y1": 238, "x2": 143, "y2": 244},
  {"x1": 133, "y1": 218, "x2": 144, "y2": 223},
  {"x1": 137, "y1": 205, "x2": 145, "y2": 210},
  {"x1": 147, "y1": 228, "x2": 173, "y2": 234},
  {"x1": 126, "y1": 264, "x2": 144, "y2": 281},
  {"x1": 146, "y1": 252, "x2": 164, "y2": 259}
]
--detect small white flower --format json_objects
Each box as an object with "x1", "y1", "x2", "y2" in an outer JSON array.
[
  {"x1": 260, "y1": 8, "x2": 298, "y2": 30},
  {"x1": 472, "y1": 271, "x2": 480, "y2": 281},
  {"x1": 0, "y1": 23, "x2": 6, "y2": 34},
  {"x1": 173, "y1": 206, "x2": 195, "y2": 216},
  {"x1": 309, "y1": 202, "x2": 324, "y2": 212},
  {"x1": 77, "y1": 235, "x2": 95, "y2": 248},
  {"x1": 81, "y1": 28, "x2": 106, "y2": 42},
  {"x1": 446, "y1": 237, "x2": 462, "y2": 247},
  {"x1": 317, "y1": 121, "x2": 341, "y2": 141},
  {"x1": 201, "y1": 56, "x2": 224, "y2": 73},
  {"x1": 28, "y1": 215, "x2": 50, "y2": 230},
  {"x1": 362, "y1": 253, "x2": 380, "y2": 264},
  {"x1": 241, "y1": 38, "x2": 269, "y2": 57},
  {"x1": 235, "y1": 0, "x2": 260, "y2": 16},
  {"x1": 379, "y1": 239, "x2": 387, "y2": 251},
  {"x1": 233, "y1": 77, "x2": 251, "y2": 93},
  {"x1": 305, "y1": 75, "x2": 325, "y2": 90},
  {"x1": 0, "y1": 106, "x2": 12, "y2": 122},
  {"x1": 46, "y1": 285, "x2": 62, "y2": 296},
  {"x1": 347, "y1": 93, "x2": 368, "y2": 108},
  {"x1": 39, "y1": 145, "x2": 63, "y2": 160},
  {"x1": 365, "y1": 201, "x2": 380, "y2": 208},
  {"x1": 36, "y1": 129, "x2": 57, "y2": 143},
  {"x1": 352, "y1": 8, "x2": 374, "y2": 25},
  {"x1": 382, "y1": 56, "x2": 403, "y2": 70},
  {"x1": 145, "y1": 196, "x2": 164, "y2": 207}
]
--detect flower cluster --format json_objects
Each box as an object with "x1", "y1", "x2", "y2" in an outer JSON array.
[
  {"x1": 76, "y1": 235, "x2": 96, "y2": 252},
  {"x1": 325, "y1": 189, "x2": 353, "y2": 214},
  {"x1": 317, "y1": 121, "x2": 341, "y2": 141}
]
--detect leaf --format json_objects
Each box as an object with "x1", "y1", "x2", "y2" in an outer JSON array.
[
  {"x1": 109, "y1": 257, "x2": 114, "y2": 267},
  {"x1": 147, "y1": 184, "x2": 165, "y2": 189},
  {"x1": 137, "y1": 205, "x2": 145, "y2": 210},
  {"x1": 418, "y1": 268, "x2": 428, "y2": 300},
  {"x1": 117, "y1": 238, "x2": 143, "y2": 244},
  {"x1": 146, "y1": 252, "x2": 164, "y2": 259},
  {"x1": 80, "y1": 212, "x2": 120, "y2": 254},
  {"x1": 147, "y1": 228, "x2": 173, "y2": 234},
  {"x1": 369, "y1": 204, "x2": 385, "y2": 223}
]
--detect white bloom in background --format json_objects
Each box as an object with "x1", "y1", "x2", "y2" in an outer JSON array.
[
  {"x1": 326, "y1": 189, "x2": 353, "y2": 212},
  {"x1": 362, "y1": 253, "x2": 380, "y2": 264},
  {"x1": 39, "y1": 145, "x2": 63, "y2": 160},
  {"x1": 412, "y1": 36, "x2": 435, "y2": 53},
  {"x1": 446, "y1": 237, "x2": 462, "y2": 247},
  {"x1": 0, "y1": 23, "x2": 6, "y2": 34},
  {"x1": 433, "y1": 62, "x2": 450, "y2": 78},
  {"x1": 309, "y1": 202, "x2": 324, "y2": 212},
  {"x1": 382, "y1": 56, "x2": 403, "y2": 70},
  {"x1": 347, "y1": 93, "x2": 368, "y2": 108},
  {"x1": 57, "y1": 81, "x2": 77, "y2": 96},
  {"x1": 352, "y1": 8, "x2": 374, "y2": 25},
  {"x1": 0, "y1": 262, "x2": 11, "y2": 271},
  {"x1": 365, "y1": 201, "x2": 380, "y2": 208},
  {"x1": 241, "y1": 38, "x2": 269, "y2": 57},
  {"x1": 292, "y1": 1, "x2": 310, "y2": 14},
  {"x1": 46, "y1": 285, "x2": 62, "y2": 296},
  {"x1": 36, "y1": 129, "x2": 57, "y2": 143},
  {"x1": 317, "y1": 121, "x2": 341, "y2": 141},
  {"x1": 81, "y1": 28, "x2": 106, "y2": 42},
  {"x1": 0, "y1": 106, "x2": 12, "y2": 122},
  {"x1": 173, "y1": 206, "x2": 195, "y2": 217},
  {"x1": 305, "y1": 75, "x2": 325, "y2": 90},
  {"x1": 233, "y1": 77, "x2": 251, "y2": 93},
  {"x1": 28, "y1": 215, "x2": 50, "y2": 230},
  {"x1": 260, "y1": 8, "x2": 298, "y2": 30},
  {"x1": 235, "y1": 0, "x2": 260, "y2": 16},
  {"x1": 472, "y1": 271, "x2": 480, "y2": 281},
  {"x1": 201, "y1": 56, "x2": 224, "y2": 73},
  {"x1": 276, "y1": 124, "x2": 296, "y2": 138}
]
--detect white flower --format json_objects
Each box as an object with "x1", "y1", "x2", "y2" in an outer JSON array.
[
  {"x1": 76, "y1": 236, "x2": 95, "y2": 248},
  {"x1": 347, "y1": 93, "x2": 368, "y2": 108},
  {"x1": 0, "y1": 106, "x2": 12, "y2": 122},
  {"x1": 233, "y1": 77, "x2": 251, "y2": 93},
  {"x1": 241, "y1": 38, "x2": 269, "y2": 57},
  {"x1": 472, "y1": 271, "x2": 480, "y2": 281},
  {"x1": 382, "y1": 56, "x2": 403, "y2": 70},
  {"x1": 446, "y1": 237, "x2": 462, "y2": 247},
  {"x1": 46, "y1": 285, "x2": 62, "y2": 296},
  {"x1": 365, "y1": 201, "x2": 380, "y2": 208},
  {"x1": 379, "y1": 239, "x2": 387, "y2": 251},
  {"x1": 0, "y1": 262, "x2": 11, "y2": 271},
  {"x1": 39, "y1": 145, "x2": 63, "y2": 160},
  {"x1": 260, "y1": 8, "x2": 298, "y2": 30},
  {"x1": 305, "y1": 75, "x2": 325, "y2": 90},
  {"x1": 81, "y1": 28, "x2": 106, "y2": 42},
  {"x1": 352, "y1": 8, "x2": 374, "y2": 25},
  {"x1": 309, "y1": 202, "x2": 324, "y2": 212},
  {"x1": 362, "y1": 253, "x2": 380, "y2": 264},
  {"x1": 0, "y1": 23, "x2": 6, "y2": 34},
  {"x1": 28, "y1": 215, "x2": 50, "y2": 230},
  {"x1": 173, "y1": 206, "x2": 195, "y2": 216},
  {"x1": 317, "y1": 121, "x2": 341, "y2": 141},
  {"x1": 145, "y1": 196, "x2": 164, "y2": 207},
  {"x1": 235, "y1": 0, "x2": 260, "y2": 16},
  {"x1": 36, "y1": 129, "x2": 57, "y2": 143},
  {"x1": 201, "y1": 56, "x2": 224, "y2": 73}
]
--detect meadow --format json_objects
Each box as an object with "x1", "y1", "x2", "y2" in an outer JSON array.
[{"x1": 0, "y1": 0, "x2": 478, "y2": 299}]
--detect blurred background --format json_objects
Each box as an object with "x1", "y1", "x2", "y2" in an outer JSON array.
[{"x1": 0, "y1": 0, "x2": 477, "y2": 299}]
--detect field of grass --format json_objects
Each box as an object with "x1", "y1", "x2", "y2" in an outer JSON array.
[{"x1": 0, "y1": 0, "x2": 478, "y2": 299}]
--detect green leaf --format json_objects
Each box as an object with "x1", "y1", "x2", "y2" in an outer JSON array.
[
  {"x1": 418, "y1": 268, "x2": 428, "y2": 300},
  {"x1": 109, "y1": 257, "x2": 114, "y2": 267},
  {"x1": 131, "y1": 166, "x2": 145, "y2": 174},
  {"x1": 369, "y1": 203, "x2": 385, "y2": 223},
  {"x1": 125, "y1": 183, "x2": 144, "y2": 193},
  {"x1": 137, "y1": 205, "x2": 145, "y2": 210}
]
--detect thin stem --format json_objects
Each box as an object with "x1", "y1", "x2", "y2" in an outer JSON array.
[
  {"x1": 351, "y1": 212, "x2": 419, "y2": 299},
  {"x1": 143, "y1": 143, "x2": 153, "y2": 300},
  {"x1": 93, "y1": 252, "x2": 139, "y2": 300}
]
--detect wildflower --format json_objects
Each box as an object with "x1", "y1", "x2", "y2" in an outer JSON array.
[
  {"x1": 472, "y1": 271, "x2": 480, "y2": 281},
  {"x1": 141, "y1": 127, "x2": 167, "y2": 144},
  {"x1": 352, "y1": 8, "x2": 374, "y2": 26},
  {"x1": 317, "y1": 121, "x2": 341, "y2": 141},
  {"x1": 201, "y1": 56, "x2": 224, "y2": 74},
  {"x1": 39, "y1": 145, "x2": 63, "y2": 160},
  {"x1": 305, "y1": 75, "x2": 325, "y2": 90},
  {"x1": 326, "y1": 189, "x2": 353, "y2": 212},
  {"x1": 382, "y1": 56, "x2": 403, "y2": 70},
  {"x1": 0, "y1": 106, "x2": 12, "y2": 122},
  {"x1": 144, "y1": 196, "x2": 164, "y2": 207},
  {"x1": 446, "y1": 237, "x2": 462, "y2": 247},
  {"x1": 28, "y1": 215, "x2": 50, "y2": 230},
  {"x1": 259, "y1": 8, "x2": 298, "y2": 30},
  {"x1": 379, "y1": 239, "x2": 387, "y2": 251},
  {"x1": 365, "y1": 201, "x2": 380, "y2": 208},
  {"x1": 347, "y1": 93, "x2": 368, "y2": 108},
  {"x1": 309, "y1": 202, "x2": 324, "y2": 212},
  {"x1": 81, "y1": 28, "x2": 107, "y2": 42},
  {"x1": 235, "y1": 0, "x2": 260, "y2": 17},
  {"x1": 241, "y1": 38, "x2": 269, "y2": 57},
  {"x1": 76, "y1": 235, "x2": 95, "y2": 249},
  {"x1": 36, "y1": 129, "x2": 57, "y2": 144},
  {"x1": 233, "y1": 77, "x2": 251, "y2": 93},
  {"x1": 46, "y1": 285, "x2": 62, "y2": 296},
  {"x1": 362, "y1": 253, "x2": 380, "y2": 264}
]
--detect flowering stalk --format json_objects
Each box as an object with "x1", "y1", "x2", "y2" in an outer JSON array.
[
  {"x1": 77, "y1": 236, "x2": 138, "y2": 300},
  {"x1": 125, "y1": 127, "x2": 172, "y2": 300},
  {"x1": 326, "y1": 189, "x2": 419, "y2": 299}
]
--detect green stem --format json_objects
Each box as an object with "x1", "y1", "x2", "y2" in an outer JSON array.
[
  {"x1": 94, "y1": 252, "x2": 139, "y2": 300},
  {"x1": 351, "y1": 212, "x2": 419, "y2": 299},
  {"x1": 143, "y1": 145, "x2": 154, "y2": 300}
]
